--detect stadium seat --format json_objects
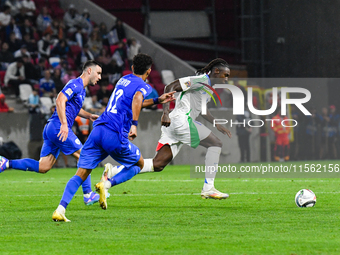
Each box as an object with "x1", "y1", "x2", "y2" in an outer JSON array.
[
  {"x1": 89, "y1": 84, "x2": 100, "y2": 96},
  {"x1": 110, "y1": 45, "x2": 119, "y2": 55},
  {"x1": 154, "y1": 83, "x2": 165, "y2": 97},
  {"x1": 122, "y1": 70, "x2": 132, "y2": 76},
  {"x1": 40, "y1": 97, "x2": 53, "y2": 114},
  {"x1": 19, "y1": 84, "x2": 33, "y2": 102},
  {"x1": 70, "y1": 45, "x2": 82, "y2": 58},
  {"x1": 148, "y1": 70, "x2": 162, "y2": 83},
  {"x1": 161, "y1": 70, "x2": 175, "y2": 85}
]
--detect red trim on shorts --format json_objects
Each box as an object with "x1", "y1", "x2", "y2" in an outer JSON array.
[{"x1": 156, "y1": 142, "x2": 169, "y2": 151}]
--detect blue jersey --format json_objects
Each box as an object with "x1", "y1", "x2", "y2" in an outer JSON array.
[
  {"x1": 94, "y1": 74, "x2": 152, "y2": 139},
  {"x1": 48, "y1": 77, "x2": 86, "y2": 128}
]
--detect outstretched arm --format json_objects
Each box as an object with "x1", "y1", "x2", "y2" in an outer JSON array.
[
  {"x1": 142, "y1": 91, "x2": 176, "y2": 108},
  {"x1": 161, "y1": 80, "x2": 183, "y2": 127},
  {"x1": 78, "y1": 108, "x2": 99, "y2": 122},
  {"x1": 202, "y1": 109, "x2": 232, "y2": 138}
]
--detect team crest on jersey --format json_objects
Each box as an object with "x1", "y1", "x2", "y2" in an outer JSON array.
[
  {"x1": 65, "y1": 88, "x2": 73, "y2": 96},
  {"x1": 184, "y1": 81, "x2": 191, "y2": 88},
  {"x1": 75, "y1": 138, "x2": 81, "y2": 145}
]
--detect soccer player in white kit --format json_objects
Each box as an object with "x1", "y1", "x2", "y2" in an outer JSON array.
[{"x1": 103, "y1": 58, "x2": 232, "y2": 199}]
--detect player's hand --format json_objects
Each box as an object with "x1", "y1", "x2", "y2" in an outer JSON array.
[
  {"x1": 129, "y1": 125, "x2": 137, "y2": 140},
  {"x1": 58, "y1": 123, "x2": 69, "y2": 142},
  {"x1": 161, "y1": 113, "x2": 171, "y2": 127},
  {"x1": 158, "y1": 91, "x2": 176, "y2": 104},
  {"x1": 216, "y1": 124, "x2": 232, "y2": 138},
  {"x1": 90, "y1": 114, "x2": 99, "y2": 122}
]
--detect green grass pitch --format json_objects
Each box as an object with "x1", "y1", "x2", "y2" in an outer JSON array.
[{"x1": 0, "y1": 161, "x2": 339, "y2": 254}]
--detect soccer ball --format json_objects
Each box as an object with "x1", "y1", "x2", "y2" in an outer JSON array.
[{"x1": 295, "y1": 189, "x2": 316, "y2": 207}]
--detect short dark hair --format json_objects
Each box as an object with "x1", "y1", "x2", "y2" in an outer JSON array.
[
  {"x1": 82, "y1": 60, "x2": 102, "y2": 71},
  {"x1": 132, "y1": 53, "x2": 153, "y2": 75}
]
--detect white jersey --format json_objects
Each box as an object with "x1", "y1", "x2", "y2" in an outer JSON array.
[{"x1": 169, "y1": 74, "x2": 212, "y2": 121}]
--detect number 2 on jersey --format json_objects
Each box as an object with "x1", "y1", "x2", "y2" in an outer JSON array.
[{"x1": 107, "y1": 89, "x2": 123, "y2": 113}]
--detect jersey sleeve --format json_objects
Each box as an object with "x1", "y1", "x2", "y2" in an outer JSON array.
[
  {"x1": 61, "y1": 81, "x2": 82, "y2": 100},
  {"x1": 178, "y1": 74, "x2": 210, "y2": 91},
  {"x1": 137, "y1": 83, "x2": 153, "y2": 99}
]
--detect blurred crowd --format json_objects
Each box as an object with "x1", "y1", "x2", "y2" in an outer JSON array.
[{"x1": 0, "y1": 1, "x2": 145, "y2": 115}]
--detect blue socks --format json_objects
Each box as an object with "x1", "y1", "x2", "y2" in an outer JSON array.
[
  {"x1": 108, "y1": 165, "x2": 140, "y2": 187},
  {"x1": 81, "y1": 174, "x2": 92, "y2": 194},
  {"x1": 60, "y1": 175, "x2": 83, "y2": 209},
  {"x1": 10, "y1": 159, "x2": 39, "y2": 173}
]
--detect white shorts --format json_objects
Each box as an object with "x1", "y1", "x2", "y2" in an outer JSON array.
[{"x1": 157, "y1": 114, "x2": 211, "y2": 158}]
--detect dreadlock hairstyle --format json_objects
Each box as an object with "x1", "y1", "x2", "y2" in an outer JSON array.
[{"x1": 196, "y1": 58, "x2": 229, "y2": 75}]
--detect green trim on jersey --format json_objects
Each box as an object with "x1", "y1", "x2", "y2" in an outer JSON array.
[{"x1": 186, "y1": 110, "x2": 200, "y2": 148}]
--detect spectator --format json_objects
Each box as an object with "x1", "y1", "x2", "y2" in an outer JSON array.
[
  {"x1": 96, "y1": 80, "x2": 111, "y2": 103},
  {"x1": 236, "y1": 110, "x2": 252, "y2": 162},
  {"x1": 39, "y1": 69, "x2": 56, "y2": 98},
  {"x1": 0, "y1": 5, "x2": 11, "y2": 30},
  {"x1": 21, "y1": 32, "x2": 36, "y2": 54},
  {"x1": 5, "y1": 17, "x2": 22, "y2": 41},
  {"x1": 98, "y1": 21, "x2": 108, "y2": 45},
  {"x1": 74, "y1": 115, "x2": 90, "y2": 143},
  {"x1": 127, "y1": 37, "x2": 141, "y2": 69},
  {"x1": 63, "y1": 4, "x2": 83, "y2": 34},
  {"x1": 7, "y1": 31, "x2": 21, "y2": 53},
  {"x1": 51, "y1": 20, "x2": 65, "y2": 41},
  {"x1": 75, "y1": 44, "x2": 94, "y2": 69},
  {"x1": 81, "y1": 8, "x2": 92, "y2": 35},
  {"x1": 61, "y1": 67, "x2": 76, "y2": 85},
  {"x1": 22, "y1": 53, "x2": 38, "y2": 84},
  {"x1": 28, "y1": 88, "x2": 40, "y2": 113},
  {"x1": 4, "y1": 57, "x2": 26, "y2": 98},
  {"x1": 52, "y1": 68, "x2": 63, "y2": 93},
  {"x1": 19, "y1": 18, "x2": 34, "y2": 38},
  {"x1": 50, "y1": 39, "x2": 69, "y2": 58},
  {"x1": 14, "y1": 43, "x2": 30, "y2": 58},
  {"x1": 103, "y1": 59, "x2": 121, "y2": 84},
  {"x1": 36, "y1": 6, "x2": 52, "y2": 34},
  {"x1": 37, "y1": 33, "x2": 51, "y2": 59},
  {"x1": 21, "y1": 0, "x2": 36, "y2": 18},
  {"x1": 112, "y1": 40, "x2": 125, "y2": 68},
  {"x1": 84, "y1": 94, "x2": 102, "y2": 114},
  {"x1": 109, "y1": 18, "x2": 126, "y2": 44},
  {"x1": 305, "y1": 107, "x2": 318, "y2": 160},
  {"x1": 87, "y1": 31, "x2": 102, "y2": 57},
  {"x1": 35, "y1": 57, "x2": 46, "y2": 79},
  {"x1": 0, "y1": 42, "x2": 14, "y2": 70},
  {"x1": 271, "y1": 107, "x2": 290, "y2": 161},
  {"x1": 14, "y1": 4, "x2": 29, "y2": 26},
  {"x1": 0, "y1": 93, "x2": 14, "y2": 112},
  {"x1": 96, "y1": 47, "x2": 111, "y2": 65},
  {"x1": 328, "y1": 105, "x2": 339, "y2": 159},
  {"x1": 70, "y1": 25, "x2": 85, "y2": 48}
]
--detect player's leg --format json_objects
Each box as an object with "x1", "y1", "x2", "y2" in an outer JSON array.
[
  {"x1": 53, "y1": 126, "x2": 108, "y2": 221},
  {"x1": 52, "y1": 167, "x2": 92, "y2": 222},
  {"x1": 194, "y1": 120, "x2": 228, "y2": 199},
  {"x1": 71, "y1": 149, "x2": 99, "y2": 205}
]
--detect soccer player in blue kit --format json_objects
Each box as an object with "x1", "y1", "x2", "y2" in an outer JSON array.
[
  {"x1": 52, "y1": 53, "x2": 175, "y2": 222},
  {"x1": 0, "y1": 60, "x2": 102, "y2": 206}
]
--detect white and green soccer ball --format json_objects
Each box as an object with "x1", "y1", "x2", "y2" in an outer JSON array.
[{"x1": 295, "y1": 189, "x2": 316, "y2": 207}]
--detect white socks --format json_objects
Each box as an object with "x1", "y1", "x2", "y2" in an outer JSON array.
[
  {"x1": 57, "y1": 205, "x2": 65, "y2": 214},
  {"x1": 139, "y1": 158, "x2": 154, "y2": 174},
  {"x1": 203, "y1": 147, "x2": 221, "y2": 191}
]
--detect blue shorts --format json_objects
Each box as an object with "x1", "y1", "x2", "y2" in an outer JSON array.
[
  {"x1": 40, "y1": 121, "x2": 82, "y2": 158},
  {"x1": 78, "y1": 124, "x2": 141, "y2": 170}
]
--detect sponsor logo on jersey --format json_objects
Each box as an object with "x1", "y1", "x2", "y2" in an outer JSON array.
[{"x1": 65, "y1": 88, "x2": 73, "y2": 96}]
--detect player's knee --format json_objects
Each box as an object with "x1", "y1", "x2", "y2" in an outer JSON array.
[
  {"x1": 213, "y1": 139, "x2": 223, "y2": 148},
  {"x1": 153, "y1": 161, "x2": 165, "y2": 172}
]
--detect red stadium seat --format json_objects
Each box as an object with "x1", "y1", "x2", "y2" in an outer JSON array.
[
  {"x1": 89, "y1": 84, "x2": 100, "y2": 96},
  {"x1": 110, "y1": 45, "x2": 119, "y2": 55},
  {"x1": 0, "y1": 71, "x2": 6, "y2": 88},
  {"x1": 153, "y1": 83, "x2": 165, "y2": 97},
  {"x1": 70, "y1": 45, "x2": 82, "y2": 58},
  {"x1": 122, "y1": 70, "x2": 132, "y2": 76}
]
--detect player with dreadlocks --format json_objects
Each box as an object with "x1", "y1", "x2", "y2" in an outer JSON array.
[{"x1": 97, "y1": 58, "x2": 232, "y2": 204}]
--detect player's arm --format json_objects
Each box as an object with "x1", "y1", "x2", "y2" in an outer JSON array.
[
  {"x1": 56, "y1": 92, "x2": 69, "y2": 142},
  {"x1": 78, "y1": 108, "x2": 99, "y2": 122},
  {"x1": 162, "y1": 80, "x2": 183, "y2": 127},
  {"x1": 129, "y1": 91, "x2": 144, "y2": 141},
  {"x1": 142, "y1": 91, "x2": 176, "y2": 108},
  {"x1": 202, "y1": 109, "x2": 232, "y2": 138}
]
